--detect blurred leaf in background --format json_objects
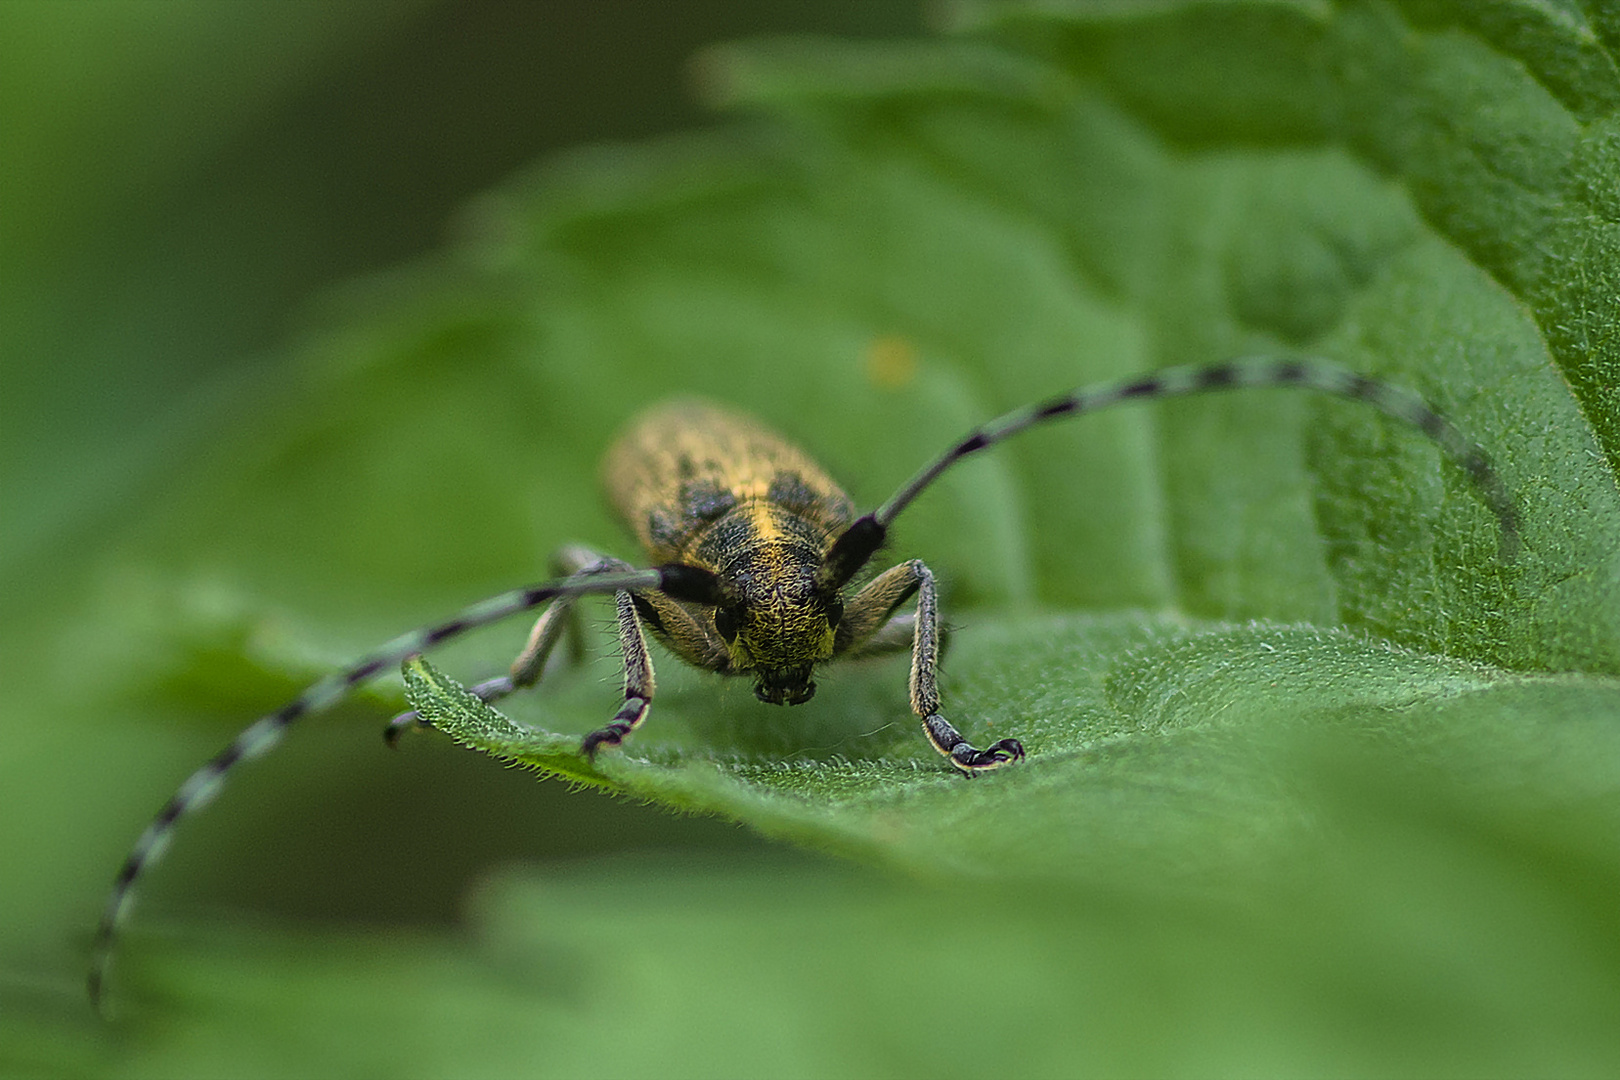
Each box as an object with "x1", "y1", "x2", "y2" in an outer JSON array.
[{"x1": 5, "y1": 1, "x2": 1620, "y2": 1077}]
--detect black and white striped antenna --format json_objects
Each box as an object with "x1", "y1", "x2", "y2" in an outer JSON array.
[{"x1": 91, "y1": 356, "x2": 1518, "y2": 1011}]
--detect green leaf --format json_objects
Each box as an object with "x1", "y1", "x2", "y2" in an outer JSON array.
[
  {"x1": 406, "y1": 614, "x2": 1620, "y2": 889},
  {"x1": 25, "y1": 1, "x2": 1620, "y2": 1075},
  {"x1": 373, "y1": 1, "x2": 1620, "y2": 895}
]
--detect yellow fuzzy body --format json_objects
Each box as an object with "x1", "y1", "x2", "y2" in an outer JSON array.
[{"x1": 601, "y1": 399, "x2": 855, "y2": 691}]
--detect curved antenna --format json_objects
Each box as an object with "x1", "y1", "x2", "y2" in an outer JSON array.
[
  {"x1": 821, "y1": 357, "x2": 1520, "y2": 593},
  {"x1": 877, "y1": 356, "x2": 1519, "y2": 547},
  {"x1": 89, "y1": 563, "x2": 719, "y2": 1012}
]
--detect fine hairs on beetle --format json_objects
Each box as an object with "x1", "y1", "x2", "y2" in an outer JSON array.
[{"x1": 89, "y1": 355, "x2": 1520, "y2": 1010}]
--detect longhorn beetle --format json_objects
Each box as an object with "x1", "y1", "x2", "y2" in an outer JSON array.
[{"x1": 90, "y1": 356, "x2": 1520, "y2": 1008}]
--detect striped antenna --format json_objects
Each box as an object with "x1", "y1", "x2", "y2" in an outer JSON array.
[
  {"x1": 88, "y1": 565, "x2": 703, "y2": 1012},
  {"x1": 876, "y1": 357, "x2": 1519, "y2": 554}
]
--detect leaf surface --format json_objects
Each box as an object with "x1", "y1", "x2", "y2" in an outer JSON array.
[{"x1": 22, "y1": 2, "x2": 1620, "y2": 1075}]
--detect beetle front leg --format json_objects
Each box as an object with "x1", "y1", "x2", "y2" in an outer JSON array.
[
  {"x1": 842, "y1": 560, "x2": 1025, "y2": 774},
  {"x1": 530, "y1": 550, "x2": 661, "y2": 757},
  {"x1": 581, "y1": 585, "x2": 657, "y2": 757}
]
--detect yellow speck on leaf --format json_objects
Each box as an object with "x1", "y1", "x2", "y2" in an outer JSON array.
[{"x1": 865, "y1": 334, "x2": 919, "y2": 390}]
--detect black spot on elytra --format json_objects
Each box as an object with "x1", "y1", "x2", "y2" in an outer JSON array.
[
  {"x1": 682, "y1": 480, "x2": 738, "y2": 522},
  {"x1": 767, "y1": 471, "x2": 818, "y2": 512},
  {"x1": 647, "y1": 509, "x2": 681, "y2": 549}
]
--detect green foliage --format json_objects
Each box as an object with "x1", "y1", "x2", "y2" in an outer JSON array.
[
  {"x1": 7, "y1": 1, "x2": 1620, "y2": 1076},
  {"x1": 406, "y1": 616, "x2": 1620, "y2": 897}
]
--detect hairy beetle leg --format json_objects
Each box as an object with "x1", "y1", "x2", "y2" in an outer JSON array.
[
  {"x1": 844, "y1": 558, "x2": 1028, "y2": 777},
  {"x1": 581, "y1": 584, "x2": 657, "y2": 759},
  {"x1": 925, "y1": 714, "x2": 1025, "y2": 775},
  {"x1": 582, "y1": 694, "x2": 651, "y2": 758}
]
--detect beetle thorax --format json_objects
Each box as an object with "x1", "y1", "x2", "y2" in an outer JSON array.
[{"x1": 715, "y1": 539, "x2": 841, "y2": 705}]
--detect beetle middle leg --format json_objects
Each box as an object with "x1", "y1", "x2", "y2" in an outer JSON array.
[
  {"x1": 839, "y1": 612, "x2": 961, "y2": 664},
  {"x1": 838, "y1": 560, "x2": 1024, "y2": 774},
  {"x1": 838, "y1": 611, "x2": 916, "y2": 660}
]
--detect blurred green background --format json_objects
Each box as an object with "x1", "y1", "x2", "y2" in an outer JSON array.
[
  {"x1": 0, "y1": 0, "x2": 921, "y2": 1072},
  {"x1": 7, "y1": 2, "x2": 1620, "y2": 1077},
  {"x1": 2, "y1": 0, "x2": 919, "y2": 585}
]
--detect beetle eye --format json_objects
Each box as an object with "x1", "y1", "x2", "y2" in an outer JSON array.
[
  {"x1": 713, "y1": 606, "x2": 741, "y2": 643},
  {"x1": 825, "y1": 599, "x2": 844, "y2": 627}
]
